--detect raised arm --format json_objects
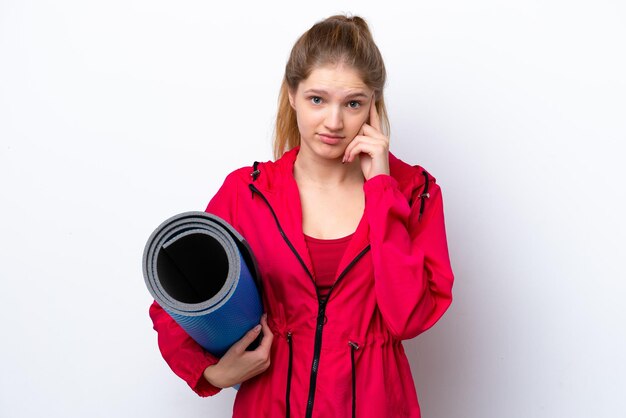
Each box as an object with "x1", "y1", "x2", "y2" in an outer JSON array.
[{"x1": 364, "y1": 173, "x2": 454, "y2": 340}]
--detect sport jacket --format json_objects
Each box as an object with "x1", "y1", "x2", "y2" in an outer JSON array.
[{"x1": 149, "y1": 146, "x2": 454, "y2": 417}]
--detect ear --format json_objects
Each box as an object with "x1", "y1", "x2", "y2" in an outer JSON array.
[{"x1": 287, "y1": 88, "x2": 296, "y2": 110}]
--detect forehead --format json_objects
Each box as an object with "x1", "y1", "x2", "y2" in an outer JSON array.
[{"x1": 297, "y1": 64, "x2": 370, "y2": 95}]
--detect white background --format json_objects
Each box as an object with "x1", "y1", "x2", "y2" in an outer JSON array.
[{"x1": 1, "y1": 1, "x2": 625, "y2": 417}]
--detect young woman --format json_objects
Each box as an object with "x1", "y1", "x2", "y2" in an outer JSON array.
[{"x1": 149, "y1": 14, "x2": 454, "y2": 418}]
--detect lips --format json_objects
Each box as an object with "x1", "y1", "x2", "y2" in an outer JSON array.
[{"x1": 318, "y1": 133, "x2": 344, "y2": 145}]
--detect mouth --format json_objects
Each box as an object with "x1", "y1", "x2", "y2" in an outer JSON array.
[{"x1": 318, "y1": 133, "x2": 344, "y2": 145}]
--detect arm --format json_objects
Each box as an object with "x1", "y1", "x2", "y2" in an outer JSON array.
[
  {"x1": 364, "y1": 173, "x2": 454, "y2": 340},
  {"x1": 149, "y1": 301, "x2": 222, "y2": 396}
]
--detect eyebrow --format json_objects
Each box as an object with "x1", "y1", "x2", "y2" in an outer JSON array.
[{"x1": 303, "y1": 89, "x2": 370, "y2": 99}]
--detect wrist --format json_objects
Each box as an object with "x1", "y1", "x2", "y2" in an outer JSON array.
[
  {"x1": 203, "y1": 364, "x2": 226, "y2": 388},
  {"x1": 364, "y1": 160, "x2": 390, "y2": 181}
]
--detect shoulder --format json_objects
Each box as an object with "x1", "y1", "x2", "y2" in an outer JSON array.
[
  {"x1": 220, "y1": 147, "x2": 297, "y2": 192},
  {"x1": 216, "y1": 149, "x2": 292, "y2": 194},
  {"x1": 388, "y1": 151, "x2": 441, "y2": 200}
]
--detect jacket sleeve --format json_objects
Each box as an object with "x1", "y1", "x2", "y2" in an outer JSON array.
[
  {"x1": 148, "y1": 171, "x2": 242, "y2": 396},
  {"x1": 363, "y1": 173, "x2": 454, "y2": 340},
  {"x1": 149, "y1": 301, "x2": 222, "y2": 396}
]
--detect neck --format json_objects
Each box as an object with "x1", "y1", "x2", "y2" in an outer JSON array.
[{"x1": 293, "y1": 145, "x2": 364, "y2": 188}]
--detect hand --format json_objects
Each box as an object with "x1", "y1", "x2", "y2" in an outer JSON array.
[
  {"x1": 203, "y1": 313, "x2": 274, "y2": 388},
  {"x1": 342, "y1": 95, "x2": 390, "y2": 180}
]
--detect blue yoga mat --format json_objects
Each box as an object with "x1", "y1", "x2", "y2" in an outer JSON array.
[{"x1": 143, "y1": 211, "x2": 263, "y2": 357}]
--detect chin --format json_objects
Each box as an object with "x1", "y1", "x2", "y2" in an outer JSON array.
[{"x1": 315, "y1": 143, "x2": 345, "y2": 160}]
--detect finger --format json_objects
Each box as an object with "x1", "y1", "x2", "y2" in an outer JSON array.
[
  {"x1": 345, "y1": 141, "x2": 373, "y2": 162},
  {"x1": 344, "y1": 138, "x2": 368, "y2": 163},
  {"x1": 258, "y1": 314, "x2": 274, "y2": 351},
  {"x1": 343, "y1": 134, "x2": 363, "y2": 162},
  {"x1": 346, "y1": 133, "x2": 383, "y2": 151},
  {"x1": 360, "y1": 123, "x2": 389, "y2": 143},
  {"x1": 234, "y1": 322, "x2": 263, "y2": 351},
  {"x1": 343, "y1": 135, "x2": 377, "y2": 162},
  {"x1": 345, "y1": 138, "x2": 386, "y2": 163},
  {"x1": 369, "y1": 95, "x2": 381, "y2": 132}
]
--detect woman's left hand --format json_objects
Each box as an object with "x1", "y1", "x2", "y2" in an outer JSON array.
[{"x1": 342, "y1": 96, "x2": 390, "y2": 180}]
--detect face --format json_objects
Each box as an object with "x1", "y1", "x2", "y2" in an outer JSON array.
[{"x1": 288, "y1": 63, "x2": 374, "y2": 161}]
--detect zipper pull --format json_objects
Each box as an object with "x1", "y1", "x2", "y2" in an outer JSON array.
[
  {"x1": 251, "y1": 161, "x2": 260, "y2": 181},
  {"x1": 418, "y1": 170, "x2": 430, "y2": 221}
]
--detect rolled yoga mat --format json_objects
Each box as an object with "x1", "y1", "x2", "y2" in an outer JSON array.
[{"x1": 143, "y1": 211, "x2": 263, "y2": 357}]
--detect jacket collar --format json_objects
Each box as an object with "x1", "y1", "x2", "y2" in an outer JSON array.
[
  {"x1": 253, "y1": 146, "x2": 427, "y2": 200},
  {"x1": 249, "y1": 146, "x2": 426, "y2": 286}
]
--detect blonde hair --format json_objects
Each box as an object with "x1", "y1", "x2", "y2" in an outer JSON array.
[{"x1": 273, "y1": 15, "x2": 390, "y2": 160}]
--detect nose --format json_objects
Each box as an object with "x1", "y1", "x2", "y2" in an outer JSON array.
[{"x1": 324, "y1": 105, "x2": 343, "y2": 131}]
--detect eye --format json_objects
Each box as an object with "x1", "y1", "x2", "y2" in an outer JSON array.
[
  {"x1": 309, "y1": 96, "x2": 322, "y2": 105},
  {"x1": 347, "y1": 100, "x2": 362, "y2": 109}
]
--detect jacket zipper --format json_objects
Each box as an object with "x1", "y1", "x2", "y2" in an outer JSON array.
[
  {"x1": 249, "y1": 184, "x2": 316, "y2": 288},
  {"x1": 249, "y1": 183, "x2": 370, "y2": 418},
  {"x1": 348, "y1": 341, "x2": 360, "y2": 418},
  {"x1": 286, "y1": 331, "x2": 293, "y2": 418},
  {"x1": 305, "y1": 248, "x2": 369, "y2": 418}
]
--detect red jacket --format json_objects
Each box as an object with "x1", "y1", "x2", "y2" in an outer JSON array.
[{"x1": 149, "y1": 146, "x2": 454, "y2": 417}]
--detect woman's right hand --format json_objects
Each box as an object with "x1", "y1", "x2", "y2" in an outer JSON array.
[{"x1": 202, "y1": 313, "x2": 274, "y2": 388}]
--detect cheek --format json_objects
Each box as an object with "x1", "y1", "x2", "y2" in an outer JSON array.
[
  {"x1": 295, "y1": 111, "x2": 308, "y2": 131},
  {"x1": 295, "y1": 108, "x2": 317, "y2": 130},
  {"x1": 294, "y1": 111, "x2": 315, "y2": 140},
  {"x1": 346, "y1": 113, "x2": 368, "y2": 137}
]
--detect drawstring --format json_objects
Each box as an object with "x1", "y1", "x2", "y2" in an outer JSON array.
[
  {"x1": 418, "y1": 170, "x2": 430, "y2": 221},
  {"x1": 286, "y1": 332, "x2": 293, "y2": 418},
  {"x1": 348, "y1": 341, "x2": 359, "y2": 418}
]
